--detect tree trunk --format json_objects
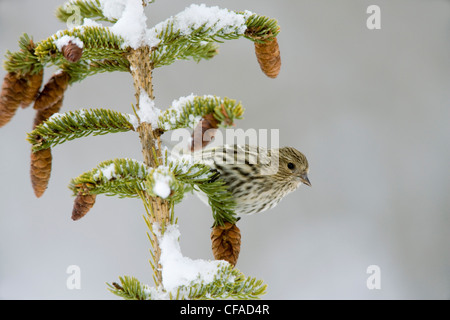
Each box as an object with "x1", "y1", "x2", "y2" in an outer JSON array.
[{"x1": 128, "y1": 46, "x2": 169, "y2": 286}]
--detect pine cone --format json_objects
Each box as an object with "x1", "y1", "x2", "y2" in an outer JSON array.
[
  {"x1": 30, "y1": 148, "x2": 52, "y2": 198},
  {"x1": 62, "y1": 41, "x2": 83, "y2": 63},
  {"x1": 20, "y1": 69, "x2": 44, "y2": 109},
  {"x1": 33, "y1": 71, "x2": 70, "y2": 111},
  {"x1": 211, "y1": 222, "x2": 241, "y2": 267},
  {"x1": 33, "y1": 97, "x2": 63, "y2": 129},
  {"x1": 0, "y1": 72, "x2": 27, "y2": 127},
  {"x1": 254, "y1": 37, "x2": 281, "y2": 78},
  {"x1": 72, "y1": 191, "x2": 97, "y2": 221},
  {"x1": 191, "y1": 113, "x2": 219, "y2": 151},
  {"x1": 29, "y1": 97, "x2": 64, "y2": 197}
]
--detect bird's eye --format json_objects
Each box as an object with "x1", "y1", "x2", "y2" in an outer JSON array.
[{"x1": 287, "y1": 162, "x2": 295, "y2": 170}]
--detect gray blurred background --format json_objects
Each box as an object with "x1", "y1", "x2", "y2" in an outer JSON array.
[{"x1": 1, "y1": 0, "x2": 449, "y2": 299}]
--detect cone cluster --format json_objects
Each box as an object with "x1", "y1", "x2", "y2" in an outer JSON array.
[
  {"x1": 29, "y1": 71, "x2": 70, "y2": 197},
  {"x1": 0, "y1": 35, "x2": 44, "y2": 127},
  {"x1": 0, "y1": 71, "x2": 43, "y2": 127},
  {"x1": 211, "y1": 222, "x2": 241, "y2": 267}
]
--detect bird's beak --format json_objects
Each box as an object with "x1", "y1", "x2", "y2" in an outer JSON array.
[{"x1": 300, "y1": 173, "x2": 311, "y2": 187}]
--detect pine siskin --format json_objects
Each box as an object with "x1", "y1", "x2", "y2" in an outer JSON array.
[{"x1": 195, "y1": 144, "x2": 310, "y2": 215}]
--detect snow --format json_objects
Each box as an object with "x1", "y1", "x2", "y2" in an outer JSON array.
[
  {"x1": 108, "y1": 0, "x2": 148, "y2": 49},
  {"x1": 81, "y1": 18, "x2": 102, "y2": 28},
  {"x1": 153, "y1": 223, "x2": 230, "y2": 293},
  {"x1": 101, "y1": 163, "x2": 116, "y2": 180},
  {"x1": 137, "y1": 90, "x2": 161, "y2": 128},
  {"x1": 159, "y1": 94, "x2": 206, "y2": 131},
  {"x1": 54, "y1": 35, "x2": 84, "y2": 51},
  {"x1": 152, "y1": 168, "x2": 172, "y2": 198},
  {"x1": 47, "y1": 112, "x2": 64, "y2": 121},
  {"x1": 170, "y1": 4, "x2": 249, "y2": 36},
  {"x1": 92, "y1": 163, "x2": 116, "y2": 181},
  {"x1": 171, "y1": 93, "x2": 197, "y2": 111},
  {"x1": 55, "y1": 2, "x2": 252, "y2": 52},
  {"x1": 99, "y1": 0, "x2": 128, "y2": 20},
  {"x1": 147, "y1": 4, "x2": 252, "y2": 46}
]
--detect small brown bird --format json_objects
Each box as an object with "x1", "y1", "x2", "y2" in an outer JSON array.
[{"x1": 195, "y1": 144, "x2": 310, "y2": 215}]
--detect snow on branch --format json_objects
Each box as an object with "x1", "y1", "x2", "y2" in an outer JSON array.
[
  {"x1": 6, "y1": 1, "x2": 280, "y2": 82},
  {"x1": 68, "y1": 154, "x2": 238, "y2": 224},
  {"x1": 69, "y1": 158, "x2": 149, "y2": 199},
  {"x1": 28, "y1": 108, "x2": 136, "y2": 152},
  {"x1": 108, "y1": 223, "x2": 267, "y2": 300},
  {"x1": 157, "y1": 94, "x2": 244, "y2": 132},
  {"x1": 146, "y1": 4, "x2": 252, "y2": 47}
]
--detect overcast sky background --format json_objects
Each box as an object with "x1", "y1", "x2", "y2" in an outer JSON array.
[{"x1": 0, "y1": 0, "x2": 449, "y2": 299}]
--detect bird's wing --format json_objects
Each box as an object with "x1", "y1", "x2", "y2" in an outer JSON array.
[{"x1": 196, "y1": 144, "x2": 267, "y2": 167}]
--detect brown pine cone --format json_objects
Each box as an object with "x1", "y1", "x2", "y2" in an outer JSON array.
[
  {"x1": 211, "y1": 222, "x2": 241, "y2": 267},
  {"x1": 33, "y1": 97, "x2": 63, "y2": 129},
  {"x1": 20, "y1": 69, "x2": 44, "y2": 109},
  {"x1": 33, "y1": 71, "x2": 70, "y2": 111},
  {"x1": 254, "y1": 37, "x2": 281, "y2": 78},
  {"x1": 72, "y1": 192, "x2": 97, "y2": 221},
  {"x1": 29, "y1": 97, "x2": 64, "y2": 197},
  {"x1": 0, "y1": 72, "x2": 27, "y2": 127},
  {"x1": 62, "y1": 41, "x2": 83, "y2": 63},
  {"x1": 190, "y1": 113, "x2": 219, "y2": 152},
  {"x1": 30, "y1": 148, "x2": 53, "y2": 198}
]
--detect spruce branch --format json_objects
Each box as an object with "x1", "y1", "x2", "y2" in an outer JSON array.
[
  {"x1": 55, "y1": 0, "x2": 116, "y2": 24},
  {"x1": 183, "y1": 266, "x2": 267, "y2": 300},
  {"x1": 157, "y1": 95, "x2": 244, "y2": 132},
  {"x1": 61, "y1": 58, "x2": 130, "y2": 83},
  {"x1": 69, "y1": 158, "x2": 149, "y2": 199},
  {"x1": 168, "y1": 157, "x2": 238, "y2": 226},
  {"x1": 27, "y1": 108, "x2": 135, "y2": 152},
  {"x1": 244, "y1": 14, "x2": 280, "y2": 43},
  {"x1": 107, "y1": 276, "x2": 151, "y2": 300},
  {"x1": 67, "y1": 156, "x2": 237, "y2": 225},
  {"x1": 4, "y1": 28, "x2": 129, "y2": 84},
  {"x1": 34, "y1": 26, "x2": 127, "y2": 73},
  {"x1": 108, "y1": 219, "x2": 266, "y2": 300},
  {"x1": 3, "y1": 34, "x2": 43, "y2": 76},
  {"x1": 107, "y1": 260, "x2": 266, "y2": 300},
  {"x1": 108, "y1": 268, "x2": 267, "y2": 300},
  {"x1": 148, "y1": 9, "x2": 280, "y2": 68},
  {"x1": 151, "y1": 41, "x2": 218, "y2": 69}
]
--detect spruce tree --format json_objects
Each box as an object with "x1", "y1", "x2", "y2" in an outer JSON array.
[{"x1": 0, "y1": 0, "x2": 281, "y2": 300}]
